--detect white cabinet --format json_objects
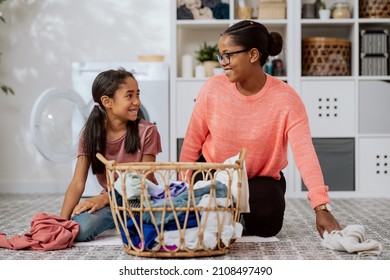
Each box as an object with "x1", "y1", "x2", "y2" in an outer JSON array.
[
  {"x1": 301, "y1": 80, "x2": 355, "y2": 137},
  {"x1": 358, "y1": 80, "x2": 390, "y2": 134},
  {"x1": 359, "y1": 138, "x2": 390, "y2": 193},
  {"x1": 295, "y1": 0, "x2": 390, "y2": 196},
  {"x1": 175, "y1": 81, "x2": 203, "y2": 138}
]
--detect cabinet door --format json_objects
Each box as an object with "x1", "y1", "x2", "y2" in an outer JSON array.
[
  {"x1": 359, "y1": 138, "x2": 390, "y2": 193},
  {"x1": 301, "y1": 138, "x2": 355, "y2": 191},
  {"x1": 176, "y1": 81, "x2": 204, "y2": 138},
  {"x1": 301, "y1": 80, "x2": 355, "y2": 137},
  {"x1": 359, "y1": 80, "x2": 390, "y2": 134}
]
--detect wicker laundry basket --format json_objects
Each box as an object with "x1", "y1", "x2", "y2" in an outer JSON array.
[{"x1": 97, "y1": 148, "x2": 247, "y2": 258}]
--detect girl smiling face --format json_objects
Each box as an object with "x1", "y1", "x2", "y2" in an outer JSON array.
[{"x1": 107, "y1": 76, "x2": 141, "y2": 123}]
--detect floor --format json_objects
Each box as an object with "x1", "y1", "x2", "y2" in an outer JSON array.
[{"x1": 0, "y1": 194, "x2": 389, "y2": 260}]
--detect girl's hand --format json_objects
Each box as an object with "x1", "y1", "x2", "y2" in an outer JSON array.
[{"x1": 71, "y1": 193, "x2": 109, "y2": 217}]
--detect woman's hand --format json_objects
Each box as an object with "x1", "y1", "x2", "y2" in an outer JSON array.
[
  {"x1": 316, "y1": 211, "x2": 342, "y2": 238},
  {"x1": 71, "y1": 192, "x2": 109, "y2": 218}
]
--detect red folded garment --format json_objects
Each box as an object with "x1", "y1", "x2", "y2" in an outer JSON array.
[{"x1": 0, "y1": 212, "x2": 79, "y2": 251}]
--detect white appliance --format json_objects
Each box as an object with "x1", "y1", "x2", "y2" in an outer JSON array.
[{"x1": 30, "y1": 62, "x2": 170, "y2": 196}]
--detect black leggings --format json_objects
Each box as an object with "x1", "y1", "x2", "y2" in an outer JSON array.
[
  {"x1": 196, "y1": 154, "x2": 286, "y2": 237},
  {"x1": 242, "y1": 174, "x2": 286, "y2": 237}
]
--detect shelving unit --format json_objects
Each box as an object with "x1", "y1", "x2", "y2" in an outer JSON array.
[
  {"x1": 294, "y1": 0, "x2": 390, "y2": 197},
  {"x1": 170, "y1": 0, "x2": 390, "y2": 197}
]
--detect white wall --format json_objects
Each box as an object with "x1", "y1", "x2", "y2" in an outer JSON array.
[{"x1": 0, "y1": 0, "x2": 170, "y2": 193}]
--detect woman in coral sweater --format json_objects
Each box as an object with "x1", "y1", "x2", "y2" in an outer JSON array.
[{"x1": 180, "y1": 20, "x2": 341, "y2": 238}]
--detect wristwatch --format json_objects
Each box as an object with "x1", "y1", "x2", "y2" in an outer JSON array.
[{"x1": 314, "y1": 203, "x2": 332, "y2": 213}]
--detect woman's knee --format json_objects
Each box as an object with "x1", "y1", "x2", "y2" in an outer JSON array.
[
  {"x1": 243, "y1": 207, "x2": 284, "y2": 237},
  {"x1": 243, "y1": 212, "x2": 284, "y2": 237},
  {"x1": 244, "y1": 174, "x2": 286, "y2": 237}
]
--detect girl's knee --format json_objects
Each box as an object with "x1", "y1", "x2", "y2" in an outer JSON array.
[
  {"x1": 71, "y1": 212, "x2": 98, "y2": 242},
  {"x1": 74, "y1": 225, "x2": 95, "y2": 242},
  {"x1": 71, "y1": 209, "x2": 114, "y2": 242}
]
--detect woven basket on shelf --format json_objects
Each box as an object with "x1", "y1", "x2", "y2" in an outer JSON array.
[
  {"x1": 258, "y1": 1, "x2": 286, "y2": 19},
  {"x1": 359, "y1": 0, "x2": 390, "y2": 18},
  {"x1": 302, "y1": 37, "x2": 351, "y2": 76},
  {"x1": 97, "y1": 148, "x2": 247, "y2": 258}
]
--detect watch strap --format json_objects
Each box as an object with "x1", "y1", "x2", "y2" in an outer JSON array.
[{"x1": 314, "y1": 204, "x2": 331, "y2": 212}]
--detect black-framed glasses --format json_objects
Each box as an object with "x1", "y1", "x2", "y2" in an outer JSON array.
[{"x1": 217, "y1": 48, "x2": 250, "y2": 65}]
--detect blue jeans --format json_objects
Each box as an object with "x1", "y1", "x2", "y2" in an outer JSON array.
[{"x1": 71, "y1": 191, "x2": 122, "y2": 242}]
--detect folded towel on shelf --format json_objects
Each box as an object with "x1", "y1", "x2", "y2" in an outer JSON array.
[
  {"x1": 177, "y1": 5, "x2": 194, "y2": 19},
  {"x1": 322, "y1": 224, "x2": 382, "y2": 256}
]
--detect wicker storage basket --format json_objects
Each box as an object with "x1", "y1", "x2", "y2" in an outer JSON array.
[
  {"x1": 97, "y1": 148, "x2": 247, "y2": 258},
  {"x1": 360, "y1": 0, "x2": 390, "y2": 18},
  {"x1": 302, "y1": 37, "x2": 351, "y2": 76},
  {"x1": 361, "y1": 29, "x2": 388, "y2": 55}
]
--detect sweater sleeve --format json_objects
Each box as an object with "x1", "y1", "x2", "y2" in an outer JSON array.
[{"x1": 287, "y1": 109, "x2": 330, "y2": 209}]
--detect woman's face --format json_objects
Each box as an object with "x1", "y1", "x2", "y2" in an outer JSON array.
[{"x1": 218, "y1": 34, "x2": 252, "y2": 83}]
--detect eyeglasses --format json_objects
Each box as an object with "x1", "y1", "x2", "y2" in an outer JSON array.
[{"x1": 217, "y1": 48, "x2": 250, "y2": 65}]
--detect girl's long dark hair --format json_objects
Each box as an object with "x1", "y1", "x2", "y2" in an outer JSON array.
[
  {"x1": 222, "y1": 20, "x2": 283, "y2": 66},
  {"x1": 82, "y1": 68, "x2": 141, "y2": 174}
]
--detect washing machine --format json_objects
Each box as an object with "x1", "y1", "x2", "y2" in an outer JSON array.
[{"x1": 30, "y1": 62, "x2": 170, "y2": 196}]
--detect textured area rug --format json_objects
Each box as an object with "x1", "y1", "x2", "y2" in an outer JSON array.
[
  {"x1": 72, "y1": 229, "x2": 279, "y2": 247},
  {"x1": 0, "y1": 194, "x2": 389, "y2": 260}
]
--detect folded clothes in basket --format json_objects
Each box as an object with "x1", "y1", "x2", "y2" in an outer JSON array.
[
  {"x1": 155, "y1": 194, "x2": 243, "y2": 250},
  {"x1": 120, "y1": 194, "x2": 243, "y2": 250},
  {"x1": 114, "y1": 173, "x2": 188, "y2": 201},
  {"x1": 142, "y1": 180, "x2": 228, "y2": 225},
  {"x1": 149, "y1": 181, "x2": 188, "y2": 199},
  {"x1": 114, "y1": 153, "x2": 249, "y2": 213},
  {"x1": 120, "y1": 212, "x2": 199, "y2": 249},
  {"x1": 114, "y1": 172, "x2": 157, "y2": 200},
  {"x1": 113, "y1": 152, "x2": 248, "y2": 253}
]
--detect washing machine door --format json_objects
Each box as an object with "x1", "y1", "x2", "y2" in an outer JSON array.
[{"x1": 30, "y1": 87, "x2": 88, "y2": 163}]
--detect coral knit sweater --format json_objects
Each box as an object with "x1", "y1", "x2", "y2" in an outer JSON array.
[{"x1": 180, "y1": 74, "x2": 330, "y2": 209}]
